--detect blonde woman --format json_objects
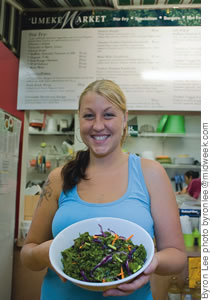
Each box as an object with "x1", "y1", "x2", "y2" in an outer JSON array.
[{"x1": 21, "y1": 80, "x2": 186, "y2": 300}]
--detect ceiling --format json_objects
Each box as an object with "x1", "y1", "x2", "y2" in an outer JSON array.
[{"x1": 7, "y1": 0, "x2": 201, "y2": 11}]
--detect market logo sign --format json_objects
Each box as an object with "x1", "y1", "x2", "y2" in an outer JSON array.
[
  {"x1": 22, "y1": 9, "x2": 201, "y2": 30},
  {"x1": 28, "y1": 11, "x2": 107, "y2": 29}
]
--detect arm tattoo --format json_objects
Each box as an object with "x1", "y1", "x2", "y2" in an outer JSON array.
[{"x1": 38, "y1": 178, "x2": 53, "y2": 207}]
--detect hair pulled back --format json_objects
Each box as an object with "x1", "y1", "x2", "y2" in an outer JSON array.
[
  {"x1": 61, "y1": 79, "x2": 128, "y2": 193},
  {"x1": 185, "y1": 170, "x2": 199, "y2": 179}
]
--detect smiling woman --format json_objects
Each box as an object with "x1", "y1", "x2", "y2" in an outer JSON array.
[
  {"x1": 79, "y1": 90, "x2": 127, "y2": 158},
  {"x1": 79, "y1": 79, "x2": 128, "y2": 145},
  {"x1": 62, "y1": 79, "x2": 129, "y2": 193},
  {"x1": 20, "y1": 79, "x2": 187, "y2": 300}
]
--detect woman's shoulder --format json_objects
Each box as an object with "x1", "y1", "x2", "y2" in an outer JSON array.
[
  {"x1": 48, "y1": 166, "x2": 63, "y2": 178},
  {"x1": 131, "y1": 154, "x2": 163, "y2": 176},
  {"x1": 140, "y1": 158, "x2": 164, "y2": 172},
  {"x1": 140, "y1": 158, "x2": 175, "y2": 204},
  {"x1": 46, "y1": 166, "x2": 63, "y2": 197},
  {"x1": 140, "y1": 158, "x2": 168, "y2": 186}
]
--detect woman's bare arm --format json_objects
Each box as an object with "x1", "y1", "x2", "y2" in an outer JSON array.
[
  {"x1": 141, "y1": 158, "x2": 187, "y2": 275},
  {"x1": 20, "y1": 167, "x2": 62, "y2": 271}
]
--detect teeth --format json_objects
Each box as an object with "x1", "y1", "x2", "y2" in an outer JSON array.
[{"x1": 94, "y1": 136, "x2": 107, "y2": 140}]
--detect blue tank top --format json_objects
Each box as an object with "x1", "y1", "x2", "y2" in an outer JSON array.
[{"x1": 41, "y1": 154, "x2": 154, "y2": 300}]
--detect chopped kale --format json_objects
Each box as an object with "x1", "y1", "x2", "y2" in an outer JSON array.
[{"x1": 61, "y1": 225, "x2": 147, "y2": 283}]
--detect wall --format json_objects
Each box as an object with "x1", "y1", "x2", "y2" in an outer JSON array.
[{"x1": 0, "y1": 42, "x2": 24, "y2": 237}]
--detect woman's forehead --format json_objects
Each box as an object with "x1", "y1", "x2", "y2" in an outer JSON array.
[{"x1": 80, "y1": 92, "x2": 117, "y2": 109}]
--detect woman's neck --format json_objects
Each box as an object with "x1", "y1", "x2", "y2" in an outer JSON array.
[{"x1": 88, "y1": 149, "x2": 128, "y2": 170}]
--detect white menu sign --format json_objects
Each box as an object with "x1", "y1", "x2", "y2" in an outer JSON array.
[{"x1": 17, "y1": 26, "x2": 200, "y2": 111}]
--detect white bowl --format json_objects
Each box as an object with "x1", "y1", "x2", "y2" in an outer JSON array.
[{"x1": 49, "y1": 217, "x2": 154, "y2": 291}]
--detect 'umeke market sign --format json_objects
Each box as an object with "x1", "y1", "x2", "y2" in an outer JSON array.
[{"x1": 17, "y1": 9, "x2": 201, "y2": 111}]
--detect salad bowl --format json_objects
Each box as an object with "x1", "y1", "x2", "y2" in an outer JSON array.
[{"x1": 49, "y1": 217, "x2": 154, "y2": 291}]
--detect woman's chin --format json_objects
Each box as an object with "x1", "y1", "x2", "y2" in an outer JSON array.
[
  {"x1": 90, "y1": 146, "x2": 111, "y2": 157},
  {"x1": 91, "y1": 150, "x2": 109, "y2": 157}
]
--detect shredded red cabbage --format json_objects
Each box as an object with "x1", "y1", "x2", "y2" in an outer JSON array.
[
  {"x1": 80, "y1": 270, "x2": 90, "y2": 281},
  {"x1": 91, "y1": 254, "x2": 113, "y2": 276}
]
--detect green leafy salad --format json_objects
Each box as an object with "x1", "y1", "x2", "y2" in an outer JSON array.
[{"x1": 61, "y1": 224, "x2": 147, "y2": 283}]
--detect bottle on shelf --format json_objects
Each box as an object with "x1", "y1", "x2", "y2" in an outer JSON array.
[
  {"x1": 181, "y1": 277, "x2": 192, "y2": 300},
  {"x1": 191, "y1": 281, "x2": 201, "y2": 300},
  {"x1": 168, "y1": 276, "x2": 181, "y2": 300}
]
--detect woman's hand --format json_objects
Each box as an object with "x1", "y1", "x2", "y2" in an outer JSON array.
[
  {"x1": 103, "y1": 254, "x2": 158, "y2": 297},
  {"x1": 57, "y1": 273, "x2": 67, "y2": 283}
]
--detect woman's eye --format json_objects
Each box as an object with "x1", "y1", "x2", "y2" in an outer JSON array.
[
  {"x1": 104, "y1": 113, "x2": 115, "y2": 119},
  {"x1": 83, "y1": 114, "x2": 94, "y2": 119}
]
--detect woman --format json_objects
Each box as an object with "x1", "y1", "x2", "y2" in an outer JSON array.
[
  {"x1": 177, "y1": 171, "x2": 200, "y2": 199},
  {"x1": 21, "y1": 80, "x2": 187, "y2": 299}
]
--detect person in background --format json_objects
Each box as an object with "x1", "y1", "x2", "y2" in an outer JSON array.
[
  {"x1": 20, "y1": 80, "x2": 187, "y2": 300},
  {"x1": 177, "y1": 171, "x2": 200, "y2": 199},
  {"x1": 187, "y1": 176, "x2": 201, "y2": 199}
]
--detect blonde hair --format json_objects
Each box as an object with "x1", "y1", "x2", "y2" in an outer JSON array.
[{"x1": 79, "y1": 79, "x2": 128, "y2": 145}]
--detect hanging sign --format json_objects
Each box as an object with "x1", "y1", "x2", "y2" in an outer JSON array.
[{"x1": 17, "y1": 9, "x2": 201, "y2": 111}]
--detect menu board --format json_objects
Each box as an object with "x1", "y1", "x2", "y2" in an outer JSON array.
[{"x1": 17, "y1": 9, "x2": 201, "y2": 111}]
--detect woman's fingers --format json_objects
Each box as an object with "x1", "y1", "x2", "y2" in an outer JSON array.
[
  {"x1": 118, "y1": 274, "x2": 150, "y2": 291},
  {"x1": 143, "y1": 254, "x2": 159, "y2": 275},
  {"x1": 50, "y1": 266, "x2": 67, "y2": 283},
  {"x1": 103, "y1": 274, "x2": 150, "y2": 297},
  {"x1": 103, "y1": 289, "x2": 132, "y2": 297},
  {"x1": 103, "y1": 255, "x2": 159, "y2": 297},
  {"x1": 58, "y1": 274, "x2": 67, "y2": 282}
]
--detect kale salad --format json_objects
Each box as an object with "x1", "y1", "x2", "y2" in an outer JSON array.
[{"x1": 61, "y1": 224, "x2": 147, "y2": 283}]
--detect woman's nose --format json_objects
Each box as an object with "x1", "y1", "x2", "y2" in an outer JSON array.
[{"x1": 93, "y1": 116, "x2": 104, "y2": 131}]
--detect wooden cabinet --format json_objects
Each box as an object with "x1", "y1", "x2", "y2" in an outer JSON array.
[{"x1": 12, "y1": 243, "x2": 46, "y2": 300}]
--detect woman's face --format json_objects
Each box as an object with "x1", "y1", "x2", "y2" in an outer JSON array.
[{"x1": 79, "y1": 91, "x2": 127, "y2": 157}]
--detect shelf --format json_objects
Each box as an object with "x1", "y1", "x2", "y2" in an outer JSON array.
[
  {"x1": 28, "y1": 153, "x2": 72, "y2": 159},
  {"x1": 29, "y1": 131, "x2": 200, "y2": 138},
  {"x1": 29, "y1": 131, "x2": 74, "y2": 136},
  {"x1": 161, "y1": 164, "x2": 201, "y2": 169},
  {"x1": 186, "y1": 245, "x2": 201, "y2": 257},
  {"x1": 128, "y1": 133, "x2": 200, "y2": 138}
]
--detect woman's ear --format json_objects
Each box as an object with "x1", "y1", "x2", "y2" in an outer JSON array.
[{"x1": 123, "y1": 111, "x2": 128, "y2": 128}]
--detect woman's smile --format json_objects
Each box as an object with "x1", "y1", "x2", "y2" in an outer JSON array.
[{"x1": 91, "y1": 134, "x2": 110, "y2": 142}]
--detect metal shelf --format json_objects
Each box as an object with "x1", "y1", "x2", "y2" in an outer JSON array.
[
  {"x1": 28, "y1": 153, "x2": 71, "y2": 159},
  {"x1": 134, "y1": 133, "x2": 200, "y2": 138},
  {"x1": 29, "y1": 131, "x2": 74, "y2": 136}
]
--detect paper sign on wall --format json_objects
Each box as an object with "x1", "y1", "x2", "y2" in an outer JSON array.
[{"x1": 17, "y1": 9, "x2": 201, "y2": 111}]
